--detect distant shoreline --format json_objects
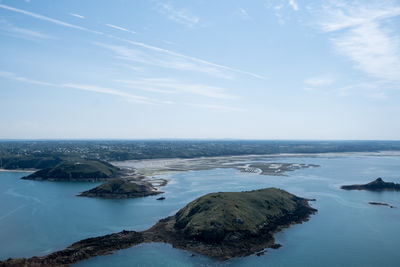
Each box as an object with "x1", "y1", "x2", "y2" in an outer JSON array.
[{"x1": 0, "y1": 168, "x2": 36, "y2": 173}]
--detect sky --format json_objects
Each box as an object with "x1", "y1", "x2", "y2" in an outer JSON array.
[{"x1": 0, "y1": 0, "x2": 400, "y2": 140}]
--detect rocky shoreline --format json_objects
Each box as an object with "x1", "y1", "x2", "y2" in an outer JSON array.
[
  {"x1": 341, "y1": 178, "x2": 400, "y2": 191},
  {"x1": 0, "y1": 188, "x2": 316, "y2": 266},
  {"x1": 78, "y1": 178, "x2": 164, "y2": 199},
  {"x1": 368, "y1": 202, "x2": 395, "y2": 208}
]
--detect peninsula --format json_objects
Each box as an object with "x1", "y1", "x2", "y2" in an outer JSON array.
[
  {"x1": 0, "y1": 188, "x2": 316, "y2": 266},
  {"x1": 341, "y1": 178, "x2": 400, "y2": 191},
  {"x1": 22, "y1": 160, "x2": 120, "y2": 181}
]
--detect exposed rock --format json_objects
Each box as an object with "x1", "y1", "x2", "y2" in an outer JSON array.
[
  {"x1": 369, "y1": 202, "x2": 395, "y2": 208},
  {"x1": 341, "y1": 178, "x2": 400, "y2": 191}
]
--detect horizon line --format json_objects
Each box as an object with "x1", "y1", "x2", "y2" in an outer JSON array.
[{"x1": 0, "y1": 138, "x2": 400, "y2": 142}]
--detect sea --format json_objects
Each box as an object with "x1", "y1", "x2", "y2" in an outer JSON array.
[{"x1": 1, "y1": 153, "x2": 400, "y2": 266}]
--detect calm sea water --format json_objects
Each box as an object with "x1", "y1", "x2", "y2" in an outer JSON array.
[{"x1": 1, "y1": 154, "x2": 400, "y2": 266}]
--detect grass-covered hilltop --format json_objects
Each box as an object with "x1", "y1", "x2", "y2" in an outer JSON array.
[
  {"x1": 173, "y1": 188, "x2": 314, "y2": 244},
  {"x1": 22, "y1": 160, "x2": 120, "y2": 181},
  {"x1": 341, "y1": 178, "x2": 400, "y2": 191},
  {"x1": 78, "y1": 178, "x2": 163, "y2": 198},
  {"x1": 1, "y1": 188, "x2": 317, "y2": 266}
]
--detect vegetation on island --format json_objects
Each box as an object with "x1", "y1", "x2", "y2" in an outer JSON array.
[
  {"x1": 341, "y1": 178, "x2": 400, "y2": 191},
  {"x1": 78, "y1": 179, "x2": 162, "y2": 198},
  {"x1": 174, "y1": 188, "x2": 311, "y2": 242},
  {"x1": 22, "y1": 160, "x2": 119, "y2": 181},
  {"x1": 0, "y1": 188, "x2": 316, "y2": 266}
]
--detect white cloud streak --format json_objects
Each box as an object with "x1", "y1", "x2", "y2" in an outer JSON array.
[
  {"x1": 157, "y1": 3, "x2": 199, "y2": 27},
  {"x1": 96, "y1": 40, "x2": 265, "y2": 79},
  {"x1": 288, "y1": 0, "x2": 299, "y2": 11},
  {"x1": 238, "y1": 8, "x2": 251, "y2": 20},
  {"x1": 0, "y1": 4, "x2": 102, "y2": 34},
  {"x1": 0, "y1": 71, "x2": 169, "y2": 105},
  {"x1": 0, "y1": 3, "x2": 265, "y2": 80},
  {"x1": 0, "y1": 23, "x2": 52, "y2": 39},
  {"x1": 318, "y1": 1, "x2": 400, "y2": 82},
  {"x1": 304, "y1": 77, "x2": 334, "y2": 86},
  {"x1": 106, "y1": 23, "x2": 136, "y2": 34},
  {"x1": 115, "y1": 78, "x2": 237, "y2": 99},
  {"x1": 0, "y1": 71, "x2": 55, "y2": 86},
  {"x1": 69, "y1": 13, "x2": 85, "y2": 19},
  {"x1": 94, "y1": 42, "x2": 234, "y2": 79},
  {"x1": 0, "y1": 71, "x2": 239, "y2": 108}
]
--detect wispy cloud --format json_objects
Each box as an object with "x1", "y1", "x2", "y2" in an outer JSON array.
[
  {"x1": 306, "y1": 79, "x2": 392, "y2": 100},
  {"x1": 0, "y1": 70, "x2": 239, "y2": 107},
  {"x1": 115, "y1": 63, "x2": 145, "y2": 73},
  {"x1": 185, "y1": 103, "x2": 245, "y2": 112},
  {"x1": 96, "y1": 41, "x2": 265, "y2": 79},
  {"x1": 238, "y1": 8, "x2": 251, "y2": 20},
  {"x1": 105, "y1": 23, "x2": 136, "y2": 34},
  {"x1": 367, "y1": 92, "x2": 387, "y2": 100},
  {"x1": 304, "y1": 76, "x2": 334, "y2": 86},
  {"x1": 288, "y1": 0, "x2": 299, "y2": 11},
  {"x1": 0, "y1": 3, "x2": 265, "y2": 80},
  {"x1": 95, "y1": 42, "x2": 234, "y2": 79},
  {"x1": 0, "y1": 4, "x2": 102, "y2": 34},
  {"x1": 115, "y1": 78, "x2": 237, "y2": 99},
  {"x1": 69, "y1": 13, "x2": 85, "y2": 19},
  {"x1": 265, "y1": 0, "x2": 299, "y2": 24},
  {"x1": 0, "y1": 71, "x2": 55, "y2": 86},
  {"x1": 156, "y1": 3, "x2": 199, "y2": 27},
  {"x1": 0, "y1": 71, "x2": 169, "y2": 105},
  {"x1": 0, "y1": 22, "x2": 52, "y2": 40},
  {"x1": 318, "y1": 2, "x2": 400, "y2": 32},
  {"x1": 318, "y1": 1, "x2": 400, "y2": 82},
  {"x1": 61, "y1": 83, "x2": 170, "y2": 105}
]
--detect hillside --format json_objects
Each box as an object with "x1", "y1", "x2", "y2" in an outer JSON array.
[
  {"x1": 173, "y1": 188, "x2": 316, "y2": 243},
  {"x1": 78, "y1": 179, "x2": 162, "y2": 198},
  {"x1": 22, "y1": 160, "x2": 119, "y2": 181}
]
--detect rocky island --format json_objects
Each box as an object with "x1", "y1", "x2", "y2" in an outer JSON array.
[
  {"x1": 341, "y1": 178, "x2": 400, "y2": 191},
  {"x1": 78, "y1": 178, "x2": 163, "y2": 198},
  {"x1": 1, "y1": 188, "x2": 316, "y2": 266},
  {"x1": 368, "y1": 202, "x2": 395, "y2": 208},
  {"x1": 22, "y1": 160, "x2": 120, "y2": 181}
]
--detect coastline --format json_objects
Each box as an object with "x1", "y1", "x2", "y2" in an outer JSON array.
[{"x1": 0, "y1": 168, "x2": 36, "y2": 173}]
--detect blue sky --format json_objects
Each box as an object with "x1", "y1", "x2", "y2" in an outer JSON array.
[{"x1": 0, "y1": 0, "x2": 399, "y2": 139}]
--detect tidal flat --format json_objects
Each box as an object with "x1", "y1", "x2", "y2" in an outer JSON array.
[{"x1": 112, "y1": 154, "x2": 320, "y2": 177}]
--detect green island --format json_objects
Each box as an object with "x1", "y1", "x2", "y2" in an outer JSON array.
[
  {"x1": 0, "y1": 188, "x2": 317, "y2": 266},
  {"x1": 78, "y1": 178, "x2": 163, "y2": 198},
  {"x1": 341, "y1": 178, "x2": 400, "y2": 191},
  {"x1": 21, "y1": 160, "x2": 120, "y2": 181}
]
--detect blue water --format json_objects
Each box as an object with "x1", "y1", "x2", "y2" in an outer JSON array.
[{"x1": 1, "y1": 154, "x2": 400, "y2": 266}]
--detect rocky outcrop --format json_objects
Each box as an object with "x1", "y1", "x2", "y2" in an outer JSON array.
[
  {"x1": 369, "y1": 202, "x2": 395, "y2": 208},
  {"x1": 0, "y1": 231, "x2": 144, "y2": 267},
  {"x1": 341, "y1": 178, "x2": 400, "y2": 191}
]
